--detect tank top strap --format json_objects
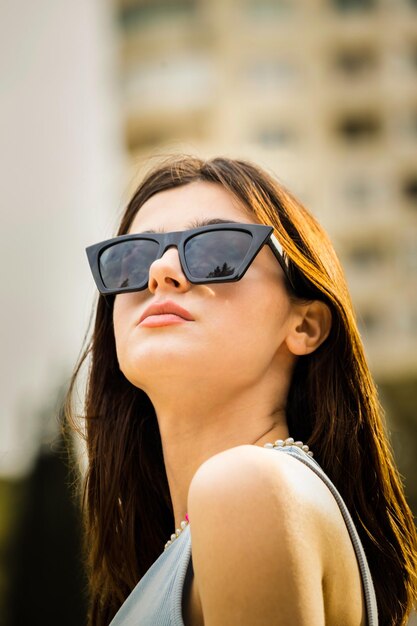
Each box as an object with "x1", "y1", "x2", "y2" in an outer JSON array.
[{"x1": 274, "y1": 445, "x2": 379, "y2": 626}]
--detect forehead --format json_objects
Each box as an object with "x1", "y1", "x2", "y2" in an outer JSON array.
[{"x1": 128, "y1": 180, "x2": 257, "y2": 234}]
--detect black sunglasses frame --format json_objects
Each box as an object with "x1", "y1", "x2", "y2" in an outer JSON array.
[{"x1": 86, "y1": 222, "x2": 288, "y2": 296}]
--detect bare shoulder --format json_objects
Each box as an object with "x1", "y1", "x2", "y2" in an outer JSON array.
[
  {"x1": 189, "y1": 444, "x2": 341, "y2": 529},
  {"x1": 187, "y1": 445, "x2": 365, "y2": 626}
]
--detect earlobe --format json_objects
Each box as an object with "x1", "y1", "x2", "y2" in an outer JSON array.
[{"x1": 286, "y1": 301, "x2": 332, "y2": 356}]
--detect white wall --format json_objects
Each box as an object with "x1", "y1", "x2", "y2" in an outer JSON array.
[{"x1": 0, "y1": 0, "x2": 125, "y2": 476}]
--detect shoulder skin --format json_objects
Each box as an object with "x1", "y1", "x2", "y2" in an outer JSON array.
[{"x1": 187, "y1": 444, "x2": 364, "y2": 626}]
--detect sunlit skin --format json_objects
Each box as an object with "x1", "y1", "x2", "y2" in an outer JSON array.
[
  {"x1": 113, "y1": 181, "x2": 330, "y2": 531},
  {"x1": 112, "y1": 181, "x2": 365, "y2": 625}
]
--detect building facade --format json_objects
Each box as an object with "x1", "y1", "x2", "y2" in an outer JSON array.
[{"x1": 115, "y1": 0, "x2": 417, "y2": 380}]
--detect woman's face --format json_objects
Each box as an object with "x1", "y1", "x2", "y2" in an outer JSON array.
[{"x1": 113, "y1": 181, "x2": 300, "y2": 395}]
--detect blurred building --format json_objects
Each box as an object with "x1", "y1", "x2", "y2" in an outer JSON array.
[
  {"x1": 114, "y1": 0, "x2": 417, "y2": 381},
  {"x1": 0, "y1": 0, "x2": 124, "y2": 477},
  {"x1": 1, "y1": 2, "x2": 123, "y2": 622}
]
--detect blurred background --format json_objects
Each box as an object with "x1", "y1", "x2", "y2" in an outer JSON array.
[{"x1": 0, "y1": 0, "x2": 416, "y2": 624}]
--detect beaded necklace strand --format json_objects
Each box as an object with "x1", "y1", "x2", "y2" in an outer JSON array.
[{"x1": 164, "y1": 437, "x2": 313, "y2": 551}]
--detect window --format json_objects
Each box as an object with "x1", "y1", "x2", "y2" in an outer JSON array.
[
  {"x1": 409, "y1": 311, "x2": 417, "y2": 335},
  {"x1": 255, "y1": 126, "x2": 296, "y2": 147},
  {"x1": 125, "y1": 112, "x2": 207, "y2": 152},
  {"x1": 244, "y1": 0, "x2": 293, "y2": 19},
  {"x1": 335, "y1": 113, "x2": 382, "y2": 142},
  {"x1": 333, "y1": 47, "x2": 378, "y2": 76},
  {"x1": 398, "y1": 109, "x2": 417, "y2": 139},
  {"x1": 118, "y1": 0, "x2": 197, "y2": 31},
  {"x1": 125, "y1": 127, "x2": 168, "y2": 152},
  {"x1": 342, "y1": 179, "x2": 374, "y2": 205},
  {"x1": 411, "y1": 42, "x2": 417, "y2": 70},
  {"x1": 411, "y1": 111, "x2": 417, "y2": 136},
  {"x1": 124, "y1": 56, "x2": 213, "y2": 110},
  {"x1": 358, "y1": 311, "x2": 380, "y2": 335},
  {"x1": 401, "y1": 174, "x2": 417, "y2": 205},
  {"x1": 244, "y1": 59, "x2": 299, "y2": 90},
  {"x1": 402, "y1": 234, "x2": 417, "y2": 271},
  {"x1": 330, "y1": 0, "x2": 377, "y2": 10},
  {"x1": 347, "y1": 244, "x2": 385, "y2": 268}
]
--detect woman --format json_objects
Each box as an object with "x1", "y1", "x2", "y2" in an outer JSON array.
[{"x1": 66, "y1": 155, "x2": 417, "y2": 626}]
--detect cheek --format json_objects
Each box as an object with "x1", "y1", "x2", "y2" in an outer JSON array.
[
  {"x1": 237, "y1": 272, "x2": 292, "y2": 325},
  {"x1": 217, "y1": 281, "x2": 293, "y2": 358},
  {"x1": 113, "y1": 297, "x2": 126, "y2": 344},
  {"x1": 112, "y1": 294, "x2": 142, "y2": 357}
]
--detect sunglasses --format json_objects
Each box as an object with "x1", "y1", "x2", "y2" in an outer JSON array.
[{"x1": 86, "y1": 222, "x2": 288, "y2": 296}]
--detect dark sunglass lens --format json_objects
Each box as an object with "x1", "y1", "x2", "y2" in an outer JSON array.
[
  {"x1": 99, "y1": 240, "x2": 158, "y2": 290},
  {"x1": 184, "y1": 230, "x2": 252, "y2": 279}
]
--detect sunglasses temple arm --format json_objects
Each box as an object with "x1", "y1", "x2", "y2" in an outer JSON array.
[
  {"x1": 268, "y1": 233, "x2": 296, "y2": 286},
  {"x1": 269, "y1": 233, "x2": 285, "y2": 264}
]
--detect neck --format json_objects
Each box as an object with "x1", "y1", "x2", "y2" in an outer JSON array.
[{"x1": 150, "y1": 385, "x2": 289, "y2": 530}]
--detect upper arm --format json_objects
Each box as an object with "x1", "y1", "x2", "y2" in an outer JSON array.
[{"x1": 187, "y1": 446, "x2": 328, "y2": 626}]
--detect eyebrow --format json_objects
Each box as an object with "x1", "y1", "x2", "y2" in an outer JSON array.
[{"x1": 140, "y1": 218, "x2": 241, "y2": 234}]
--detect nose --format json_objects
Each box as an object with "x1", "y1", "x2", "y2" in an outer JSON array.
[{"x1": 148, "y1": 245, "x2": 191, "y2": 294}]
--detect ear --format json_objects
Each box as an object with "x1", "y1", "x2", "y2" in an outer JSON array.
[{"x1": 285, "y1": 301, "x2": 332, "y2": 356}]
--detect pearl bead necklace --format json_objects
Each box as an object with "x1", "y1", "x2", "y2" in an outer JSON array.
[
  {"x1": 164, "y1": 513, "x2": 190, "y2": 551},
  {"x1": 263, "y1": 437, "x2": 314, "y2": 457},
  {"x1": 163, "y1": 437, "x2": 313, "y2": 551}
]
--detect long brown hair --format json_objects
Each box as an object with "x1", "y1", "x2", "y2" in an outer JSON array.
[{"x1": 65, "y1": 155, "x2": 417, "y2": 626}]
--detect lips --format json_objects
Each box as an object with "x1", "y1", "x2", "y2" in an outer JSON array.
[{"x1": 138, "y1": 300, "x2": 195, "y2": 325}]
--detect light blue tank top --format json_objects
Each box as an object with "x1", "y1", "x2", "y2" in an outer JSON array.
[{"x1": 109, "y1": 445, "x2": 379, "y2": 626}]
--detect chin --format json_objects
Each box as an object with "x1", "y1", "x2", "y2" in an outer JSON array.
[{"x1": 121, "y1": 356, "x2": 202, "y2": 388}]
